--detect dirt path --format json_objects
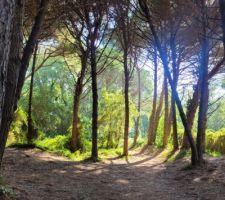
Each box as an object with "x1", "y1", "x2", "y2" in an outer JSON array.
[{"x1": 1, "y1": 148, "x2": 225, "y2": 200}]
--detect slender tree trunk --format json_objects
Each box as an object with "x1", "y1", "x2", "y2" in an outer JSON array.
[
  {"x1": 27, "y1": 42, "x2": 38, "y2": 143},
  {"x1": 162, "y1": 77, "x2": 170, "y2": 147},
  {"x1": 181, "y1": 83, "x2": 200, "y2": 149},
  {"x1": 171, "y1": 97, "x2": 178, "y2": 150},
  {"x1": 148, "y1": 46, "x2": 158, "y2": 145},
  {"x1": 151, "y1": 83, "x2": 164, "y2": 143},
  {"x1": 91, "y1": 45, "x2": 98, "y2": 161},
  {"x1": 170, "y1": 35, "x2": 179, "y2": 150},
  {"x1": 133, "y1": 68, "x2": 141, "y2": 146},
  {"x1": 0, "y1": 0, "x2": 19, "y2": 165},
  {"x1": 197, "y1": 3, "x2": 209, "y2": 163},
  {"x1": 71, "y1": 56, "x2": 87, "y2": 152},
  {"x1": 123, "y1": 50, "x2": 129, "y2": 156}
]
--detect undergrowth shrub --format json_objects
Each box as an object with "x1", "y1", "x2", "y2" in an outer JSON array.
[{"x1": 206, "y1": 129, "x2": 225, "y2": 154}]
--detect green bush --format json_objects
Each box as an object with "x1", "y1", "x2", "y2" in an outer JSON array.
[
  {"x1": 7, "y1": 107, "x2": 27, "y2": 146},
  {"x1": 206, "y1": 129, "x2": 225, "y2": 154}
]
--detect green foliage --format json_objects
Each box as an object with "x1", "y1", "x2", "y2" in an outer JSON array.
[
  {"x1": 7, "y1": 107, "x2": 27, "y2": 146},
  {"x1": 34, "y1": 135, "x2": 124, "y2": 161},
  {"x1": 206, "y1": 129, "x2": 225, "y2": 154},
  {"x1": 19, "y1": 60, "x2": 74, "y2": 136},
  {"x1": 98, "y1": 88, "x2": 138, "y2": 148},
  {"x1": 35, "y1": 135, "x2": 70, "y2": 152}
]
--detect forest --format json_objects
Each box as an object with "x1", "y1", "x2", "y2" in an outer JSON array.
[{"x1": 0, "y1": 0, "x2": 225, "y2": 199}]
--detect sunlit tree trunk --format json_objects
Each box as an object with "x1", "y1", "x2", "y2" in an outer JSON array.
[
  {"x1": 181, "y1": 84, "x2": 200, "y2": 149},
  {"x1": 123, "y1": 49, "x2": 129, "y2": 156},
  {"x1": 133, "y1": 68, "x2": 141, "y2": 146},
  {"x1": 148, "y1": 46, "x2": 158, "y2": 145},
  {"x1": 162, "y1": 77, "x2": 170, "y2": 147},
  {"x1": 71, "y1": 56, "x2": 87, "y2": 152},
  {"x1": 150, "y1": 82, "x2": 164, "y2": 144}
]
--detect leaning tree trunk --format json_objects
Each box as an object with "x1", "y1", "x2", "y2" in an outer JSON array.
[
  {"x1": 148, "y1": 46, "x2": 158, "y2": 145},
  {"x1": 27, "y1": 42, "x2": 38, "y2": 143},
  {"x1": 123, "y1": 50, "x2": 130, "y2": 156},
  {"x1": 0, "y1": 0, "x2": 18, "y2": 165},
  {"x1": 181, "y1": 83, "x2": 200, "y2": 149},
  {"x1": 71, "y1": 57, "x2": 87, "y2": 152},
  {"x1": 133, "y1": 68, "x2": 141, "y2": 146}
]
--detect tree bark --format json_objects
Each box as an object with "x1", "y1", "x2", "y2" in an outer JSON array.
[
  {"x1": 71, "y1": 56, "x2": 87, "y2": 152},
  {"x1": 91, "y1": 45, "x2": 98, "y2": 161},
  {"x1": 196, "y1": 2, "x2": 209, "y2": 163},
  {"x1": 170, "y1": 35, "x2": 179, "y2": 150},
  {"x1": 27, "y1": 42, "x2": 38, "y2": 143},
  {"x1": 151, "y1": 82, "x2": 164, "y2": 144},
  {"x1": 181, "y1": 82, "x2": 200, "y2": 149},
  {"x1": 123, "y1": 50, "x2": 129, "y2": 156},
  {"x1": 148, "y1": 46, "x2": 158, "y2": 145},
  {"x1": 0, "y1": 0, "x2": 15, "y2": 129},
  {"x1": 133, "y1": 68, "x2": 141, "y2": 146},
  {"x1": 162, "y1": 77, "x2": 170, "y2": 147},
  {"x1": 0, "y1": 0, "x2": 19, "y2": 164}
]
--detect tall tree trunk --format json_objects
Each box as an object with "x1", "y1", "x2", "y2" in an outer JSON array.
[
  {"x1": 0, "y1": 0, "x2": 19, "y2": 164},
  {"x1": 162, "y1": 77, "x2": 170, "y2": 147},
  {"x1": 123, "y1": 50, "x2": 129, "y2": 156},
  {"x1": 139, "y1": 0, "x2": 199, "y2": 165},
  {"x1": 181, "y1": 83, "x2": 200, "y2": 149},
  {"x1": 197, "y1": 2, "x2": 209, "y2": 163},
  {"x1": 91, "y1": 45, "x2": 98, "y2": 161},
  {"x1": 27, "y1": 42, "x2": 38, "y2": 143},
  {"x1": 71, "y1": 56, "x2": 87, "y2": 152},
  {"x1": 148, "y1": 46, "x2": 158, "y2": 145},
  {"x1": 151, "y1": 83, "x2": 164, "y2": 143},
  {"x1": 0, "y1": 0, "x2": 15, "y2": 127},
  {"x1": 170, "y1": 35, "x2": 179, "y2": 150},
  {"x1": 133, "y1": 68, "x2": 141, "y2": 146}
]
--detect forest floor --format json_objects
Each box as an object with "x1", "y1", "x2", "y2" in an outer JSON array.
[{"x1": 1, "y1": 147, "x2": 225, "y2": 200}]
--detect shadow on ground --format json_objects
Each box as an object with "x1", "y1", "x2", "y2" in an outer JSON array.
[{"x1": 1, "y1": 148, "x2": 225, "y2": 200}]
